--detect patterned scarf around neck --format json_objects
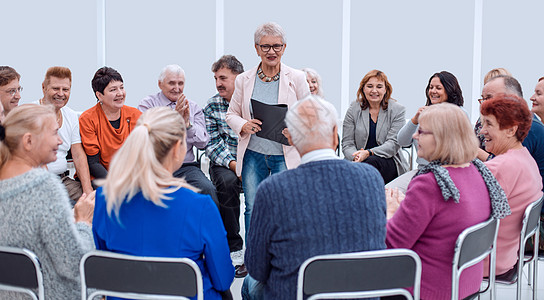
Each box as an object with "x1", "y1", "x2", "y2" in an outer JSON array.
[{"x1": 415, "y1": 159, "x2": 511, "y2": 219}]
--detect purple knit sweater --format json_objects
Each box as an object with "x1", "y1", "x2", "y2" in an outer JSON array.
[{"x1": 386, "y1": 164, "x2": 491, "y2": 300}]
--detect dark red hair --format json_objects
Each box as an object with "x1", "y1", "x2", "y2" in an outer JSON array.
[{"x1": 480, "y1": 94, "x2": 532, "y2": 142}]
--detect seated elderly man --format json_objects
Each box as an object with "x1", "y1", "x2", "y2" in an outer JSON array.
[
  {"x1": 242, "y1": 96, "x2": 387, "y2": 300},
  {"x1": 0, "y1": 66, "x2": 22, "y2": 116},
  {"x1": 38, "y1": 66, "x2": 93, "y2": 203},
  {"x1": 139, "y1": 65, "x2": 217, "y2": 205}
]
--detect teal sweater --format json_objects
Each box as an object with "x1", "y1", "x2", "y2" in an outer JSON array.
[{"x1": 245, "y1": 159, "x2": 387, "y2": 299}]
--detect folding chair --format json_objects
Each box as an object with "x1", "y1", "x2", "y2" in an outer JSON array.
[
  {"x1": 451, "y1": 217, "x2": 499, "y2": 300},
  {"x1": 296, "y1": 249, "x2": 421, "y2": 300},
  {"x1": 0, "y1": 246, "x2": 44, "y2": 300},
  {"x1": 80, "y1": 250, "x2": 204, "y2": 300},
  {"x1": 495, "y1": 195, "x2": 544, "y2": 300}
]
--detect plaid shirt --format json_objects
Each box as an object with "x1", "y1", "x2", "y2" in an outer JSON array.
[{"x1": 203, "y1": 94, "x2": 238, "y2": 167}]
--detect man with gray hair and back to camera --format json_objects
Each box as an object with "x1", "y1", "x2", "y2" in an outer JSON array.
[
  {"x1": 203, "y1": 55, "x2": 248, "y2": 278},
  {"x1": 242, "y1": 95, "x2": 387, "y2": 300},
  {"x1": 139, "y1": 65, "x2": 218, "y2": 206}
]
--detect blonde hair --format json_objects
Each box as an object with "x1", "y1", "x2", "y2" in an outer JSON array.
[
  {"x1": 97, "y1": 107, "x2": 196, "y2": 218},
  {"x1": 302, "y1": 68, "x2": 324, "y2": 98},
  {"x1": 483, "y1": 68, "x2": 511, "y2": 84},
  {"x1": 0, "y1": 104, "x2": 55, "y2": 169},
  {"x1": 419, "y1": 103, "x2": 478, "y2": 164}
]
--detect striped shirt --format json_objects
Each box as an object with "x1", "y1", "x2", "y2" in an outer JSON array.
[{"x1": 204, "y1": 94, "x2": 238, "y2": 167}]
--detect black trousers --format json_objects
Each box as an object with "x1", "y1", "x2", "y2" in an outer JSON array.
[
  {"x1": 209, "y1": 164, "x2": 243, "y2": 252},
  {"x1": 173, "y1": 162, "x2": 219, "y2": 207},
  {"x1": 364, "y1": 155, "x2": 398, "y2": 184}
]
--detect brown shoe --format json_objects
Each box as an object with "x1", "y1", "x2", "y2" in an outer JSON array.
[{"x1": 235, "y1": 264, "x2": 248, "y2": 278}]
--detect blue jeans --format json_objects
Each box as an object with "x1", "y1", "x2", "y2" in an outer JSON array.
[
  {"x1": 241, "y1": 275, "x2": 265, "y2": 300},
  {"x1": 242, "y1": 149, "x2": 286, "y2": 240}
]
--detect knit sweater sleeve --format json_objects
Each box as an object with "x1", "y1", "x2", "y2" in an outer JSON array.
[
  {"x1": 386, "y1": 173, "x2": 438, "y2": 249},
  {"x1": 39, "y1": 174, "x2": 94, "y2": 281},
  {"x1": 245, "y1": 181, "x2": 274, "y2": 283}
]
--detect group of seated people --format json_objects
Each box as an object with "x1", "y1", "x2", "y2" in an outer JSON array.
[{"x1": 1, "y1": 21, "x2": 544, "y2": 300}]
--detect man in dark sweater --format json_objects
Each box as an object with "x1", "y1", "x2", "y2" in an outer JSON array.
[{"x1": 242, "y1": 96, "x2": 387, "y2": 299}]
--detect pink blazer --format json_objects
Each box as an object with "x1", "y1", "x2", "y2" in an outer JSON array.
[{"x1": 226, "y1": 63, "x2": 310, "y2": 176}]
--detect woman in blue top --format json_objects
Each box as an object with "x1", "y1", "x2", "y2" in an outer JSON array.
[{"x1": 93, "y1": 107, "x2": 234, "y2": 300}]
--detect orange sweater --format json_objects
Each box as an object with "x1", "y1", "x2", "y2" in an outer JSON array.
[{"x1": 79, "y1": 103, "x2": 141, "y2": 171}]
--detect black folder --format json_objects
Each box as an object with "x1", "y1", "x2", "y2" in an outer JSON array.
[{"x1": 251, "y1": 99, "x2": 289, "y2": 145}]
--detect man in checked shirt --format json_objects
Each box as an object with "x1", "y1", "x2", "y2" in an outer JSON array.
[{"x1": 204, "y1": 55, "x2": 247, "y2": 278}]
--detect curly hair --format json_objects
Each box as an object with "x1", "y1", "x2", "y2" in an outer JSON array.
[{"x1": 480, "y1": 94, "x2": 532, "y2": 142}]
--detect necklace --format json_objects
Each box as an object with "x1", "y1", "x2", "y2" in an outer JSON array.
[{"x1": 257, "y1": 66, "x2": 280, "y2": 82}]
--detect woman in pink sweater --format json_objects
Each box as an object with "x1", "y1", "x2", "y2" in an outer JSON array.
[
  {"x1": 480, "y1": 95, "x2": 543, "y2": 276},
  {"x1": 386, "y1": 103, "x2": 510, "y2": 299}
]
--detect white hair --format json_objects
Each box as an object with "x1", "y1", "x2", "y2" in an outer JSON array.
[
  {"x1": 158, "y1": 64, "x2": 185, "y2": 82},
  {"x1": 285, "y1": 95, "x2": 338, "y2": 150},
  {"x1": 254, "y1": 22, "x2": 286, "y2": 44},
  {"x1": 302, "y1": 67, "x2": 324, "y2": 98}
]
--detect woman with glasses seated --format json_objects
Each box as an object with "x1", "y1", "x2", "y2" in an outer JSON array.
[
  {"x1": 93, "y1": 107, "x2": 234, "y2": 300},
  {"x1": 342, "y1": 69, "x2": 408, "y2": 184},
  {"x1": 226, "y1": 22, "x2": 310, "y2": 242},
  {"x1": 389, "y1": 71, "x2": 465, "y2": 192},
  {"x1": 386, "y1": 103, "x2": 510, "y2": 300}
]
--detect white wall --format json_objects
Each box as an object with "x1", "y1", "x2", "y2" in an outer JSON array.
[{"x1": 1, "y1": 0, "x2": 542, "y2": 122}]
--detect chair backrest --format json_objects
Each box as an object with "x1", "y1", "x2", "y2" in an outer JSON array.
[
  {"x1": 521, "y1": 195, "x2": 544, "y2": 249},
  {"x1": 80, "y1": 250, "x2": 203, "y2": 300},
  {"x1": 0, "y1": 246, "x2": 44, "y2": 300},
  {"x1": 451, "y1": 217, "x2": 499, "y2": 299},
  {"x1": 297, "y1": 249, "x2": 421, "y2": 300}
]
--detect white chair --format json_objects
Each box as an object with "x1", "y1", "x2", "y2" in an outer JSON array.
[
  {"x1": 297, "y1": 249, "x2": 421, "y2": 299},
  {"x1": 80, "y1": 250, "x2": 203, "y2": 300},
  {"x1": 0, "y1": 246, "x2": 44, "y2": 300}
]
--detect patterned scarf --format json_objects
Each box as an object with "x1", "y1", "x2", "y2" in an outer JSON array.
[{"x1": 415, "y1": 159, "x2": 511, "y2": 219}]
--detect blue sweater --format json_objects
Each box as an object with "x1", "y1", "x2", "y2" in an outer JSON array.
[
  {"x1": 93, "y1": 186, "x2": 234, "y2": 300},
  {"x1": 245, "y1": 159, "x2": 387, "y2": 299},
  {"x1": 523, "y1": 117, "x2": 544, "y2": 191}
]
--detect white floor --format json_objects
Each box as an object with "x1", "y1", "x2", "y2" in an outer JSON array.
[{"x1": 201, "y1": 156, "x2": 544, "y2": 300}]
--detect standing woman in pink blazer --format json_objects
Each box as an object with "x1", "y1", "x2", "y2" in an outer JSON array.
[{"x1": 226, "y1": 22, "x2": 310, "y2": 244}]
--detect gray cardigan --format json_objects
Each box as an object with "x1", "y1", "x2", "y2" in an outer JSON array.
[
  {"x1": 342, "y1": 100, "x2": 408, "y2": 175},
  {"x1": 0, "y1": 168, "x2": 94, "y2": 299}
]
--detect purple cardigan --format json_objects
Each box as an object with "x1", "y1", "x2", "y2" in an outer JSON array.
[{"x1": 386, "y1": 164, "x2": 491, "y2": 300}]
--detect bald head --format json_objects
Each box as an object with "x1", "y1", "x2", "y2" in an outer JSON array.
[
  {"x1": 285, "y1": 96, "x2": 338, "y2": 155},
  {"x1": 482, "y1": 75, "x2": 523, "y2": 101}
]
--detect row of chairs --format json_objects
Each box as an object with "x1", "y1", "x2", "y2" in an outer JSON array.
[{"x1": 1, "y1": 196, "x2": 542, "y2": 300}]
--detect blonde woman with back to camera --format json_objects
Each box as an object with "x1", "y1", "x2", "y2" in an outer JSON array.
[
  {"x1": 0, "y1": 104, "x2": 95, "y2": 299},
  {"x1": 92, "y1": 107, "x2": 234, "y2": 300}
]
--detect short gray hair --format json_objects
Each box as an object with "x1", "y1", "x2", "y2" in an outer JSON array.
[
  {"x1": 254, "y1": 22, "x2": 286, "y2": 45},
  {"x1": 159, "y1": 64, "x2": 185, "y2": 82},
  {"x1": 285, "y1": 96, "x2": 337, "y2": 150},
  {"x1": 302, "y1": 67, "x2": 324, "y2": 98},
  {"x1": 489, "y1": 75, "x2": 523, "y2": 98}
]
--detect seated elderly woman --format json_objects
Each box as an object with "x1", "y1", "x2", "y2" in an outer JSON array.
[
  {"x1": 93, "y1": 107, "x2": 234, "y2": 300},
  {"x1": 480, "y1": 95, "x2": 543, "y2": 276},
  {"x1": 302, "y1": 67, "x2": 324, "y2": 98},
  {"x1": 386, "y1": 103, "x2": 509, "y2": 299},
  {"x1": 0, "y1": 104, "x2": 95, "y2": 299},
  {"x1": 342, "y1": 69, "x2": 408, "y2": 183},
  {"x1": 79, "y1": 67, "x2": 142, "y2": 181}
]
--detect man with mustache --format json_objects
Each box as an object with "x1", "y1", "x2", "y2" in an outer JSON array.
[
  {"x1": 203, "y1": 55, "x2": 247, "y2": 277},
  {"x1": 139, "y1": 65, "x2": 217, "y2": 206},
  {"x1": 38, "y1": 66, "x2": 93, "y2": 204}
]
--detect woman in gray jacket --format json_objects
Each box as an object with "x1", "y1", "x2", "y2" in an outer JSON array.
[
  {"x1": 342, "y1": 70, "x2": 408, "y2": 183},
  {"x1": 0, "y1": 104, "x2": 94, "y2": 299}
]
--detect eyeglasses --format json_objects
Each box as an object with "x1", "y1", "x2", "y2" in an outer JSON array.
[
  {"x1": 257, "y1": 44, "x2": 284, "y2": 52},
  {"x1": 2, "y1": 86, "x2": 23, "y2": 97},
  {"x1": 478, "y1": 95, "x2": 492, "y2": 104},
  {"x1": 417, "y1": 128, "x2": 433, "y2": 135}
]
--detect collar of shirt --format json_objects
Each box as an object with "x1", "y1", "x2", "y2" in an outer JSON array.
[
  {"x1": 158, "y1": 92, "x2": 177, "y2": 109},
  {"x1": 301, "y1": 148, "x2": 340, "y2": 165}
]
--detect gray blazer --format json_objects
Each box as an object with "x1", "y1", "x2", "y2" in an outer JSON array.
[{"x1": 342, "y1": 100, "x2": 408, "y2": 175}]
